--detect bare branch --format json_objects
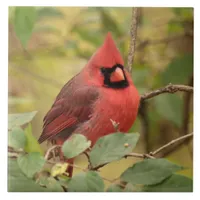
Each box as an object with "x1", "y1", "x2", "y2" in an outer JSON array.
[
  {"x1": 150, "y1": 133, "x2": 193, "y2": 156},
  {"x1": 44, "y1": 145, "x2": 61, "y2": 160},
  {"x1": 127, "y1": 7, "x2": 139, "y2": 73},
  {"x1": 138, "y1": 101, "x2": 150, "y2": 152},
  {"x1": 152, "y1": 135, "x2": 193, "y2": 158},
  {"x1": 140, "y1": 84, "x2": 193, "y2": 102}
]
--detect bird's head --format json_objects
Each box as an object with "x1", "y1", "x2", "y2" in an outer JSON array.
[{"x1": 85, "y1": 32, "x2": 130, "y2": 89}]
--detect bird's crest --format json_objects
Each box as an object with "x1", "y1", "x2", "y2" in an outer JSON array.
[{"x1": 90, "y1": 32, "x2": 124, "y2": 67}]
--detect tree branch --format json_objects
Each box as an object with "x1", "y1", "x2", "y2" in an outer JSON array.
[
  {"x1": 149, "y1": 133, "x2": 193, "y2": 156},
  {"x1": 138, "y1": 101, "x2": 150, "y2": 152},
  {"x1": 140, "y1": 84, "x2": 193, "y2": 102},
  {"x1": 126, "y1": 152, "x2": 155, "y2": 159},
  {"x1": 89, "y1": 132, "x2": 193, "y2": 171},
  {"x1": 155, "y1": 134, "x2": 193, "y2": 158},
  {"x1": 127, "y1": 7, "x2": 139, "y2": 73},
  {"x1": 44, "y1": 145, "x2": 61, "y2": 160}
]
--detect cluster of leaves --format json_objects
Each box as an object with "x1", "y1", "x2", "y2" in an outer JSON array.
[
  {"x1": 8, "y1": 6, "x2": 193, "y2": 192},
  {"x1": 8, "y1": 111, "x2": 192, "y2": 192}
]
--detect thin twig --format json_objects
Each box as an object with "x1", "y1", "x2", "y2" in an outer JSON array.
[
  {"x1": 126, "y1": 152, "x2": 155, "y2": 159},
  {"x1": 154, "y1": 135, "x2": 193, "y2": 158},
  {"x1": 140, "y1": 84, "x2": 193, "y2": 102},
  {"x1": 68, "y1": 163, "x2": 87, "y2": 172},
  {"x1": 8, "y1": 146, "x2": 24, "y2": 154},
  {"x1": 110, "y1": 119, "x2": 120, "y2": 132},
  {"x1": 90, "y1": 152, "x2": 154, "y2": 171},
  {"x1": 150, "y1": 133, "x2": 193, "y2": 156},
  {"x1": 44, "y1": 145, "x2": 61, "y2": 160},
  {"x1": 127, "y1": 7, "x2": 139, "y2": 73},
  {"x1": 90, "y1": 132, "x2": 193, "y2": 170}
]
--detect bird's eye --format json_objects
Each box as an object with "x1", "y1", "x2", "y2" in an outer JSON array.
[{"x1": 101, "y1": 67, "x2": 106, "y2": 74}]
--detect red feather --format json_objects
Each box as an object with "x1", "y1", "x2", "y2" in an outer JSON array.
[
  {"x1": 38, "y1": 82, "x2": 99, "y2": 143},
  {"x1": 38, "y1": 32, "x2": 140, "y2": 177}
]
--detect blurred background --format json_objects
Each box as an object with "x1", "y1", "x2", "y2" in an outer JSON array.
[{"x1": 8, "y1": 7, "x2": 193, "y2": 186}]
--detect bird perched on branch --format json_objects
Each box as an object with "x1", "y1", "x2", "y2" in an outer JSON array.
[{"x1": 38, "y1": 32, "x2": 140, "y2": 177}]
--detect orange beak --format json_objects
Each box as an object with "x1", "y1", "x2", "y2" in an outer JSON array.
[{"x1": 110, "y1": 67, "x2": 125, "y2": 82}]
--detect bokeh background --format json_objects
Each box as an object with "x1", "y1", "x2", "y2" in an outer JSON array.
[{"x1": 8, "y1": 7, "x2": 193, "y2": 186}]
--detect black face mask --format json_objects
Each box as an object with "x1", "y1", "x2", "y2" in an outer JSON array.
[{"x1": 100, "y1": 64, "x2": 129, "y2": 89}]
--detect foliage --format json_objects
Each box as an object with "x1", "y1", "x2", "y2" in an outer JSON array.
[
  {"x1": 68, "y1": 171, "x2": 105, "y2": 192},
  {"x1": 62, "y1": 134, "x2": 91, "y2": 159},
  {"x1": 14, "y1": 7, "x2": 37, "y2": 47},
  {"x1": 8, "y1": 127, "x2": 26, "y2": 149},
  {"x1": 8, "y1": 111, "x2": 192, "y2": 192},
  {"x1": 8, "y1": 7, "x2": 193, "y2": 192},
  {"x1": 89, "y1": 133, "x2": 139, "y2": 168},
  {"x1": 120, "y1": 158, "x2": 184, "y2": 185},
  {"x1": 8, "y1": 111, "x2": 37, "y2": 130}
]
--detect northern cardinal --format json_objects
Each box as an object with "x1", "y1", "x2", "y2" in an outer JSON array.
[{"x1": 38, "y1": 32, "x2": 140, "y2": 177}]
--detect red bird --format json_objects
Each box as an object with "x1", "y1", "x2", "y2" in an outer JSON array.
[{"x1": 38, "y1": 32, "x2": 140, "y2": 176}]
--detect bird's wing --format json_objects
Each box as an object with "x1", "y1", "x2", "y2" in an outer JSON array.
[{"x1": 38, "y1": 84, "x2": 99, "y2": 143}]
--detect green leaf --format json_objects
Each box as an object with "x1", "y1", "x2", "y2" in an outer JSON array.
[
  {"x1": 57, "y1": 176, "x2": 70, "y2": 188},
  {"x1": 17, "y1": 152, "x2": 45, "y2": 178},
  {"x1": 143, "y1": 174, "x2": 193, "y2": 192},
  {"x1": 154, "y1": 94, "x2": 183, "y2": 127},
  {"x1": 124, "y1": 183, "x2": 143, "y2": 192},
  {"x1": 161, "y1": 54, "x2": 193, "y2": 85},
  {"x1": 62, "y1": 134, "x2": 91, "y2": 159},
  {"x1": 45, "y1": 177, "x2": 64, "y2": 192},
  {"x1": 8, "y1": 111, "x2": 37, "y2": 130},
  {"x1": 37, "y1": 175, "x2": 64, "y2": 192},
  {"x1": 24, "y1": 124, "x2": 44, "y2": 155},
  {"x1": 121, "y1": 158, "x2": 184, "y2": 185},
  {"x1": 14, "y1": 7, "x2": 37, "y2": 47},
  {"x1": 90, "y1": 133, "x2": 140, "y2": 168},
  {"x1": 68, "y1": 171, "x2": 104, "y2": 192},
  {"x1": 8, "y1": 127, "x2": 26, "y2": 149},
  {"x1": 8, "y1": 159, "x2": 48, "y2": 192},
  {"x1": 51, "y1": 163, "x2": 68, "y2": 177},
  {"x1": 37, "y1": 7, "x2": 64, "y2": 20},
  {"x1": 107, "y1": 184, "x2": 123, "y2": 192}
]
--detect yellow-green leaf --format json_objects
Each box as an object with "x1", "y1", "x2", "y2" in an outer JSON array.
[
  {"x1": 24, "y1": 124, "x2": 44, "y2": 155},
  {"x1": 51, "y1": 163, "x2": 68, "y2": 177}
]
